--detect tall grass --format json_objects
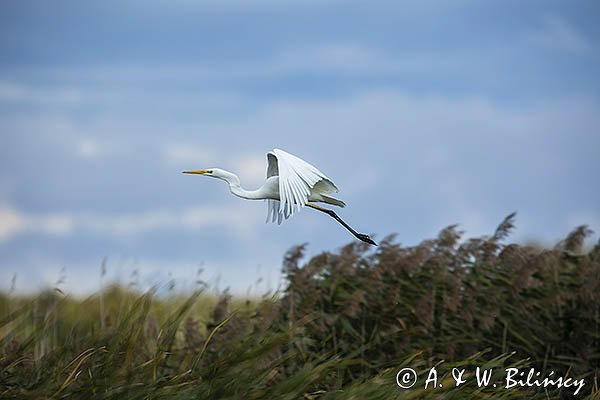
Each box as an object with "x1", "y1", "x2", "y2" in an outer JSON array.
[{"x1": 1, "y1": 215, "x2": 598, "y2": 398}]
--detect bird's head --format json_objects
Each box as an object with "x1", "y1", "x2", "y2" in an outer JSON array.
[
  {"x1": 183, "y1": 168, "x2": 213, "y2": 176},
  {"x1": 182, "y1": 168, "x2": 237, "y2": 184},
  {"x1": 182, "y1": 168, "x2": 220, "y2": 178}
]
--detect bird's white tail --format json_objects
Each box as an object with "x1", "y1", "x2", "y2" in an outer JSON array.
[{"x1": 321, "y1": 195, "x2": 346, "y2": 208}]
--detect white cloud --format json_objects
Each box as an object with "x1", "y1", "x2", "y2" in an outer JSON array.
[
  {"x1": 0, "y1": 80, "x2": 83, "y2": 105},
  {"x1": 0, "y1": 205, "x2": 24, "y2": 241},
  {"x1": 77, "y1": 138, "x2": 102, "y2": 158},
  {"x1": 1, "y1": 44, "x2": 448, "y2": 91},
  {"x1": 275, "y1": 44, "x2": 393, "y2": 74},
  {"x1": 0, "y1": 204, "x2": 73, "y2": 241},
  {"x1": 0, "y1": 203, "x2": 262, "y2": 242},
  {"x1": 232, "y1": 153, "x2": 268, "y2": 188}
]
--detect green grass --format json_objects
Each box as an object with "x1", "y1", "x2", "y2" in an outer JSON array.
[{"x1": 1, "y1": 214, "x2": 598, "y2": 398}]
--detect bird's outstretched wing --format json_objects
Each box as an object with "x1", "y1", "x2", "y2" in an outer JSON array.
[{"x1": 265, "y1": 149, "x2": 338, "y2": 224}]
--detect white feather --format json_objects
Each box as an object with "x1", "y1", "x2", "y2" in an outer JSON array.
[{"x1": 265, "y1": 148, "x2": 338, "y2": 223}]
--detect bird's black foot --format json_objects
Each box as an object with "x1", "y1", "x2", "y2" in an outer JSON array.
[{"x1": 356, "y1": 233, "x2": 377, "y2": 246}]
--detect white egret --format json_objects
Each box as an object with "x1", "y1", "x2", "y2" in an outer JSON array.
[{"x1": 183, "y1": 148, "x2": 377, "y2": 245}]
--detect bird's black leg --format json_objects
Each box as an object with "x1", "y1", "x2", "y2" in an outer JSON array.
[{"x1": 306, "y1": 204, "x2": 377, "y2": 246}]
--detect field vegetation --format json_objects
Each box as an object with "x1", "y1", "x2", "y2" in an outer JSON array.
[{"x1": 1, "y1": 214, "x2": 598, "y2": 399}]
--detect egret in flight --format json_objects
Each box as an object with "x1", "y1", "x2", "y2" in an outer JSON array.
[{"x1": 183, "y1": 148, "x2": 376, "y2": 245}]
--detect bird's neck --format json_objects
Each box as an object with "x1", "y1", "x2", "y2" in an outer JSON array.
[
  {"x1": 230, "y1": 184, "x2": 261, "y2": 199},
  {"x1": 219, "y1": 171, "x2": 262, "y2": 200}
]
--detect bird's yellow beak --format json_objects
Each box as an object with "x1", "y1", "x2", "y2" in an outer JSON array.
[{"x1": 182, "y1": 169, "x2": 210, "y2": 175}]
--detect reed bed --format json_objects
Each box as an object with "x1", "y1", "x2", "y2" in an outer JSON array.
[{"x1": 1, "y1": 214, "x2": 598, "y2": 398}]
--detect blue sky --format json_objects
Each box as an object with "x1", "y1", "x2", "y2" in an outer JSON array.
[{"x1": 1, "y1": 0, "x2": 599, "y2": 295}]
